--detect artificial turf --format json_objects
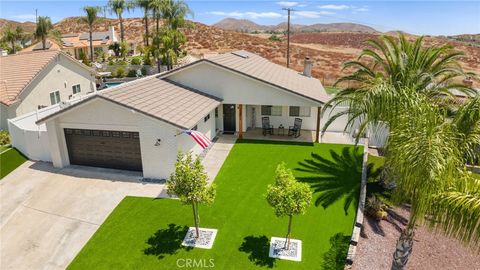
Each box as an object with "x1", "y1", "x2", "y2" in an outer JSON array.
[
  {"x1": 0, "y1": 147, "x2": 27, "y2": 179},
  {"x1": 68, "y1": 140, "x2": 363, "y2": 270}
]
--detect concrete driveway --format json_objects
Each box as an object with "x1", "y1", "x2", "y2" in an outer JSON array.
[{"x1": 0, "y1": 161, "x2": 166, "y2": 270}]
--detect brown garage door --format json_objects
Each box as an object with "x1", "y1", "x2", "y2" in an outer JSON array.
[{"x1": 64, "y1": 128, "x2": 143, "y2": 171}]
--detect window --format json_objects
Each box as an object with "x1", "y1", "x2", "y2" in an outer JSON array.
[
  {"x1": 50, "y1": 91, "x2": 61, "y2": 105},
  {"x1": 261, "y1": 105, "x2": 282, "y2": 116},
  {"x1": 215, "y1": 108, "x2": 218, "y2": 118},
  {"x1": 192, "y1": 125, "x2": 198, "y2": 131},
  {"x1": 204, "y1": 114, "x2": 210, "y2": 122},
  {"x1": 72, "y1": 84, "x2": 81, "y2": 94},
  {"x1": 289, "y1": 106, "x2": 311, "y2": 117}
]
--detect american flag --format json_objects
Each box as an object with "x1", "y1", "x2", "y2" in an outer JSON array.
[{"x1": 184, "y1": 130, "x2": 212, "y2": 149}]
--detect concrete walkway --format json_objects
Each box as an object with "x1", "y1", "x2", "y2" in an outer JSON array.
[
  {"x1": 202, "y1": 135, "x2": 237, "y2": 183},
  {"x1": 0, "y1": 161, "x2": 167, "y2": 270}
]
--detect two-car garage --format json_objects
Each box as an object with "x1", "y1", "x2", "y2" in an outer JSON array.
[{"x1": 64, "y1": 128, "x2": 143, "y2": 171}]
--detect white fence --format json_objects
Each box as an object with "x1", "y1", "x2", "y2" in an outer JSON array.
[
  {"x1": 321, "y1": 106, "x2": 389, "y2": 148},
  {"x1": 8, "y1": 94, "x2": 95, "y2": 162}
]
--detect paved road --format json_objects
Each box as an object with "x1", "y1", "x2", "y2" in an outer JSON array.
[{"x1": 0, "y1": 161, "x2": 166, "y2": 270}]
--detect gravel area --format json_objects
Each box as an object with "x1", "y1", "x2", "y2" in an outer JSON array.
[
  {"x1": 352, "y1": 207, "x2": 480, "y2": 270},
  {"x1": 182, "y1": 228, "x2": 217, "y2": 249}
]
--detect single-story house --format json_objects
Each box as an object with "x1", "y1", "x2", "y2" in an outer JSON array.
[
  {"x1": 0, "y1": 50, "x2": 97, "y2": 130},
  {"x1": 22, "y1": 26, "x2": 119, "y2": 60},
  {"x1": 61, "y1": 26, "x2": 118, "y2": 60},
  {"x1": 36, "y1": 50, "x2": 330, "y2": 179}
]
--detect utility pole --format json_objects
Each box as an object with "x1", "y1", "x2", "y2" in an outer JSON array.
[
  {"x1": 35, "y1": 9, "x2": 38, "y2": 24},
  {"x1": 282, "y1": 8, "x2": 294, "y2": 68}
]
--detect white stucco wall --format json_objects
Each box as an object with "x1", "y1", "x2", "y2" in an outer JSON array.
[
  {"x1": 246, "y1": 105, "x2": 319, "y2": 131},
  {"x1": 45, "y1": 98, "x2": 215, "y2": 179},
  {"x1": 8, "y1": 54, "x2": 96, "y2": 119},
  {"x1": 167, "y1": 62, "x2": 324, "y2": 132},
  {"x1": 167, "y1": 62, "x2": 321, "y2": 107}
]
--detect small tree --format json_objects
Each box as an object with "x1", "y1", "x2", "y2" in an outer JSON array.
[
  {"x1": 267, "y1": 163, "x2": 312, "y2": 249},
  {"x1": 167, "y1": 151, "x2": 216, "y2": 238}
]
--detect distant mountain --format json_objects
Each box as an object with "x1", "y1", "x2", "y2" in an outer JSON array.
[
  {"x1": 213, "y1": 18, "x2": 378, "y2": 33},
  {"x1": 0, "y1": 19, "x2": 36, "y2": 33}
]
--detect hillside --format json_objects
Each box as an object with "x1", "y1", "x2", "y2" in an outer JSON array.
[
  {"x1": 3, "y1": 16, "x2": 479, "y2": 87},
  {"x1": 0, "y1": 19, "x2": 36, "y2": 33},
  {"x1": 213, "y1": 18, "x2": 378, "y2": 33}
]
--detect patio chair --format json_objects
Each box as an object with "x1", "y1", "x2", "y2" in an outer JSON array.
[
  {"x1": 262, "y1": 117, "x2": 274, "y2": 136},
  {"x1": 288, "y1": 118, "x2": 302, "y2": 138}
]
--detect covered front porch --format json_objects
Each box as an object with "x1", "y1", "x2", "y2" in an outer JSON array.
[{"x1": 214, "y1": 103, "x2": 353, "y2": 144}]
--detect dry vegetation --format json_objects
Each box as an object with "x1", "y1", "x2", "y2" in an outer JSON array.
[{"x1": 4, "y1": 17, "x2": 477, "y2": 87}]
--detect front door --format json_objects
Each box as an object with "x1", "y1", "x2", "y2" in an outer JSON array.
[{"x1": 223, "y1": 104, "x2": 236, "y2": 134}]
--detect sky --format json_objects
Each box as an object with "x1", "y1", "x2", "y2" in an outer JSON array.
[{"x1": 0, "y1": 0, "x2": 479, "y2": 35}]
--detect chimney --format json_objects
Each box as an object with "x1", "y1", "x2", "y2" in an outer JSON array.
[
  {"x1": 303, "y1": 57, "x2": 314, "y2": 77},
  {"x1": 109, "y1": 26, "x2": 118, "y2": 43}
]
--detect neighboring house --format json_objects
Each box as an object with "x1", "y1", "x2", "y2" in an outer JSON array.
[
  {"x1": 0, "y1": 50, "x2": 97, "y2": 130},
  {"x1": 22, "y1": 26, "x2": 119, "y2": 60},
  {"x1": 21, "y1": 38, "x2": 63, "y2": 52},
  {"x1": 61, "y1": 26, "x2": 118, "y2": 60},
  {"x1": 35, "y1": 50, "x2": 330, "y2": 179}
]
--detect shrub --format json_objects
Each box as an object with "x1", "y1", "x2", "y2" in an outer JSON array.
[
  {"x1": 269, "y1": 34, "x2": 281, "y2": 42},
  {"x1": 116, "y1": 59, "x2": 127, "y2": 66},
  {"x1": 115, "y1": 67, "x2": 125, "y2": 78},
  {"x1": 130, "y1": 56, "x2": 142, "y2": 65},
  {"x1": 141, "y1": 66, "x2": 148, "y2": 76},
  {"x1": 366, "y1": 195, "x2": 388, "y2": 221},
  {"x1": 108, "y1": 59, "x2": 114, "y2": 66},
  {"x1": 0, "y1": 131, "x2": 10, "y2": 145},
  {"x1": 127, "y1": 69, "x2": 137, "y2": 77}
]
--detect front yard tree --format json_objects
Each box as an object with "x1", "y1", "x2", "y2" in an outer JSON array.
[
  {"x1": 167, "y1": 151, "x2": 215, "y2": 238},
  {"x1": 267, "y1": 163, "x2": 312, "y2": 249}
]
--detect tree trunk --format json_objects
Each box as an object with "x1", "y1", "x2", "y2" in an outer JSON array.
[
  {"x1": 157, "y1": 57, "x2": 161, "y2": 73},
  {"x1": 119, "y1": 14, "x2": 124, "y2": 43},
  {"x1": 192, "y1": 201, "x2": 200, "y2": 238},
  {"x1": 89, "y1": 27, "x2": 94, "y2": 63},
  {"x1": 144, "y1": 9, "x2": 149, "y2": 46},
  {"x1": 11, "y1": 41, "x2": 15, "y2": 54},
  {"x1": 42, "y1": 38, "x2": 46, "y2": 50},
  {"x1": 284, "y1": 215, "x2": 293, "y2": 249},
  {"x1": 391, "y1": 226, "x2": 415, "y2": 270}
]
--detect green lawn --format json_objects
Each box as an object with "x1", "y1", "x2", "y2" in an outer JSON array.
[
  {"x1": 474, "y1": 173, "x2": 480, "y2": 179},
  {"x1": 0, "y1": 147, "x2": 27, "y2": 179},
  {"x1": 69, "y1": 140, "x2": 363, "y2": 270}
]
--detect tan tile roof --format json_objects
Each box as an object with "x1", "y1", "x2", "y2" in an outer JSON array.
[
  {"x1": 21, "y1": 39, "x2": 63, "y2": 52},
  {"x1": 38, "y1": 76, "x2": 222, "y2": 129},
  {"x1": 205, "y1": 50, "x2": 330, "y2": 104},
  {"x1": 0, "y1": 50, "x2": 62, "y2": 106}
]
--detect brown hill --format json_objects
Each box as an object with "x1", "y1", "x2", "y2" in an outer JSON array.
[
  {"x1": 0, "y1": 19, "x2": 36, "y2": 33},
  {"x1": 5, "y1": 16, "x2": 478, "y2": 87},
  {"x1": 213, "y1": 18, "x2": 378, "y2": 33}
]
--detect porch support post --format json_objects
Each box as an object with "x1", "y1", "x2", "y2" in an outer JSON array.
[
  {"x1": 315, "y1": 106, "x2": 321, "y2": 143},
  {"x1": 238, "y1": 104, "x2": 243, "y2": 139}
]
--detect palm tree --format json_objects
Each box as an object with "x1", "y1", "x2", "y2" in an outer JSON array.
[
  {"x1": 81, "y1": 6, "x2": 102, "y2": 63},
  {"x1": 323, "y1": 33, "x2": 476, "y2": 141},
  {"x1": 34, "y1": 16, "x2": 53, "y2": 50},
  {"x1": 152, "y1": 0, "x2": 191, "y2": 71},
  {"x1": 322, "y1": 34, "x2": 480, "y2": 269},
  {"x1": 108, "y1": 0, "x2": 132, "y2": 43},
  {"x1": 386, "y1": 97, "x2": 480, "y2": 269},
  {"x1": 2, "y1": 25, "x2": 23, "y2": 54},
  {"x1": 134, "y1": 0, "x2": 151, "y2": 46}
]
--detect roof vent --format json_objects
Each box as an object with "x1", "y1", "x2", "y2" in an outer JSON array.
[{"x1": 231, "y1": 51, "x2": 249, "y2": 59}]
